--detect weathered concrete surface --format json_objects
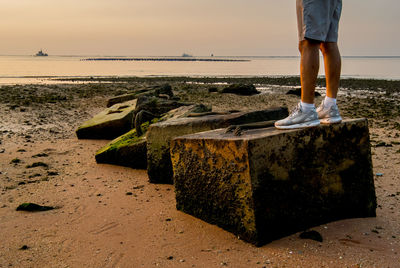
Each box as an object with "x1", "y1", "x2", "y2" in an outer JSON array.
[
  {"x1": 95, "y1": 123, "x2": 150, "y2": 169},
  {"x1": 107, "y1": 93, "x2": 141, "y2": 107},
  {"x1": 76, "y1": 100, "x2": 136, "y2": 139},
  {"x1": 94, "y1": 105, "x2": 210, "y2": 169},
  {"x1": 106, "y1": 84, "x2": 173, "y2": 107},
  {"x1": 170, "y1": 119, "x2": 376, "y2": 246},
  {"x1": 147, "y1": 107, "x2": 288, "y2": 184},
  {"x1": 160, "y1": 104, "x2": 211, "y2": 121}
]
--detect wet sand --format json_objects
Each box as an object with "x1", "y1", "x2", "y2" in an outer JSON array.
[{"x1": 0, "y1": 78, "x2": 399, "y2": 267}]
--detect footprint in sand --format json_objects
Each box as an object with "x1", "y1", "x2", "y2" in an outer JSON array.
[
  {"x1": 89, "y1": 222, "x2": 120, "y2": 235},
  {"x1": 338, "y1": 238, "x2": 383, "y2": 252}
]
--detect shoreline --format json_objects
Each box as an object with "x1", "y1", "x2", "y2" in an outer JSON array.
[{"x1": 1, "y1": 75, "x2": 400, "y2": 90}]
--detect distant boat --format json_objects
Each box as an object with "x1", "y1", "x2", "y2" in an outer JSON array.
[
  {"x1": 181, "y1": 53, "x2": 193, "y2": 57},
  {"x1": 35, "y1": 49, "x2": 48, "y2": 56}
]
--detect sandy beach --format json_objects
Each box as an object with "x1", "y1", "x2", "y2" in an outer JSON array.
[{"x1": 0, "y1": 77, "x2": 399, "y2": 267}]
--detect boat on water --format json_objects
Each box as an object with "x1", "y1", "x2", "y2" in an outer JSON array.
[{"x1": 35, "y1": 49, "x2": 48, "y2": 56}]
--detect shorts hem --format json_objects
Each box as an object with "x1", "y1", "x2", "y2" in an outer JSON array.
[{"x1": 301, "y1": 34, "x2": 338, "y2": 43}]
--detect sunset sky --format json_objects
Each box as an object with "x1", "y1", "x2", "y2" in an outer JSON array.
[{"x1": 1, "y1": 0, "x2": 399, "y2": 56}]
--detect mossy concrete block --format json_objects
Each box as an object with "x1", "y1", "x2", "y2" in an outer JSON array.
[
  {"x1": 76, "y1": 100, "x2": 137, "y2": 139},
  {"x1": 170, "y1": 119, "x2": 376, "y2": 246},
  {"x1": 95, "y1": 126, "x2": 148, "y2": 169},
  {"x1": 146, "y1": 107, "x2": 288, "y2": 184}
]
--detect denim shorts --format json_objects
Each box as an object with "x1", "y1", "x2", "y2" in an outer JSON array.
[{"x1": 297, "y1": 0, "x2": 342, "y2": 42}]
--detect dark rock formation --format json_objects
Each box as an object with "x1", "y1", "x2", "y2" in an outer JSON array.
[
  {"x1": 16, "y1": 203, "x2": 55, "y2": 212},
  {"x1": 221, "y1": 84, "x2": 260, "y2": 96},
  {"x1": 299, "y1": 230, "x2": 323, "y2": 242},
  {"x1": 286, "y1": 87, "x2": 321, "y2": 97}
]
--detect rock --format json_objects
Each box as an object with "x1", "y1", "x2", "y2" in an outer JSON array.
[
  {"x1": 95, "y1": 123, "x2": 150, "y2": 169},
  {"x1": 153, "y1": 83, "x2": 173, "y2": 97},
  {"x1": 375, "y1": 141, "x2": 392, "y2": 147},
  {"x1": 10, "y1": 158, "x2": 21, "y2": 164},
  {"x1": 106, "y1": 84, "x2": 173, "y2": 108},
  {"x1": 170, "y1": 119, "x2": 376, "y2": 245},
  {"x1": 26, "y1": 162, "x2": 48, "y2": 169},
  {"x1": 133, "y1": 97, "x2": 190, "y2": 136},
  {"x1": 147, "y1": 107, "x2": 288, "y2": 184},
  {"x1": 76, "y1": 100, "x2": 137, "y2": 139},
  {"x1": 299, "y1": 230, "x2": 323, "y2": 242},
  {"x1": 16, "y1": 203, "x2": 55, "y2": 212},
  {"x1": 32, "y1": 153, "x2": 48, "y2": 158},
  {"x1": 135, "y1": 96, "x2": 187, "y2": 116},
  {"x1": 286, "y1": 87, "x2": 321, "y2": 97},
  {"x1": 221, "y1": 84, "x2": 260, "y2": 96}
]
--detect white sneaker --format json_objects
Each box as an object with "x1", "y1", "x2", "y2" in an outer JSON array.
[
  {"x1": 274, "y1": 102, "x2": 320, "y2": 129},
  {"x1": 316, "y1": 102, "x2": 342, "y2": 124}
]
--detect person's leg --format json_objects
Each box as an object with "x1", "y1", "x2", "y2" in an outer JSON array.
[
  {"x1": 316, "y1": 41, "x2": 342, "y2": 124},
  {"x1": 299, "y1": 39, "x2": 321, "y2": 104},
  {"x1": 274, "y1": 39, "x2": 321, "y2": 130},
  {"x1": 320, "y1": 42, "x2": 341, "y2": 99}
]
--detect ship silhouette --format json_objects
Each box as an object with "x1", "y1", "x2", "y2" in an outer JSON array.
[{"x1": 35, "y1": 49, "x2": 48, "y2": 56}]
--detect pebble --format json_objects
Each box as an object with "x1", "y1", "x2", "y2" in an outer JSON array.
[{"x1": 19, "y1": 245, "x2": 29, "y2": 250}]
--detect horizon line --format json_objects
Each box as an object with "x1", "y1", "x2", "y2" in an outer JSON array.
[{"x1": 1, "y1": 54, "x2": 400, "y2": 58}]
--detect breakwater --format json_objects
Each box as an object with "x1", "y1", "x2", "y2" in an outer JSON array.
[{"x1": 82, "y1": 57, "x2": 250, "y2": 62}]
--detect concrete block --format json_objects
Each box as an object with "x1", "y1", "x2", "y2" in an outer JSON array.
[
  {"x1": 171, "y1": 119, "x2": 376, "y2": 245},
  {"x1": 95, "y1": 106, "x2": 209, "y2": 170},
  {"x1": 95, "y1": 126, "x2": 148, "y2": 169},
  {"x1": 146, "y1": 107, "x2": 288, "y2": 184},
  {"x1": 76, "y1": 100, "x2": 136, "y2": 139},
  {"x1": 107, "y1": 93, "x2": 139, "y2": 107}
]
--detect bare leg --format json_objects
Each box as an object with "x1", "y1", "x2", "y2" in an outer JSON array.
[
  {"x1": 299, "y1": 40, "x2": 321, "y2": 104},
  {"x1": 320, "y1": 42, "x2": 341, "y2": 98}
]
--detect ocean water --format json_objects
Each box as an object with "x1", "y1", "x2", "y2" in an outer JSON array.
[{"x1": 0, "y1": 55, "x2": 399, "y2": 84}]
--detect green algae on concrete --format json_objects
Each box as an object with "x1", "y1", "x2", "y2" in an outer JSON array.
[
  {"x1": 170, "y1": 119, "x2": 377, "y2": 246},
  {"x1": 76, "y1": 100, "x2": 137, "y2": 139},
  {"x1": 95, "y1": 105, "x2": 209, "y2": 169},
  {"x1": 95, "y1": 121, "x2": 155, "y2": 169},
  {"x1": 147, "y1": 107, "x2": 288, "y2": 184}
]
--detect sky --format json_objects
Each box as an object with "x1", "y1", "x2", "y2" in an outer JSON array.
[{"x1": 1, "y1": 0, "x2": 399, "y2": 56}]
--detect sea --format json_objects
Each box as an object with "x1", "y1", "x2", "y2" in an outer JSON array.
[{"x1": 0, "y1": 55, "x2": 400, "y2": 85}]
